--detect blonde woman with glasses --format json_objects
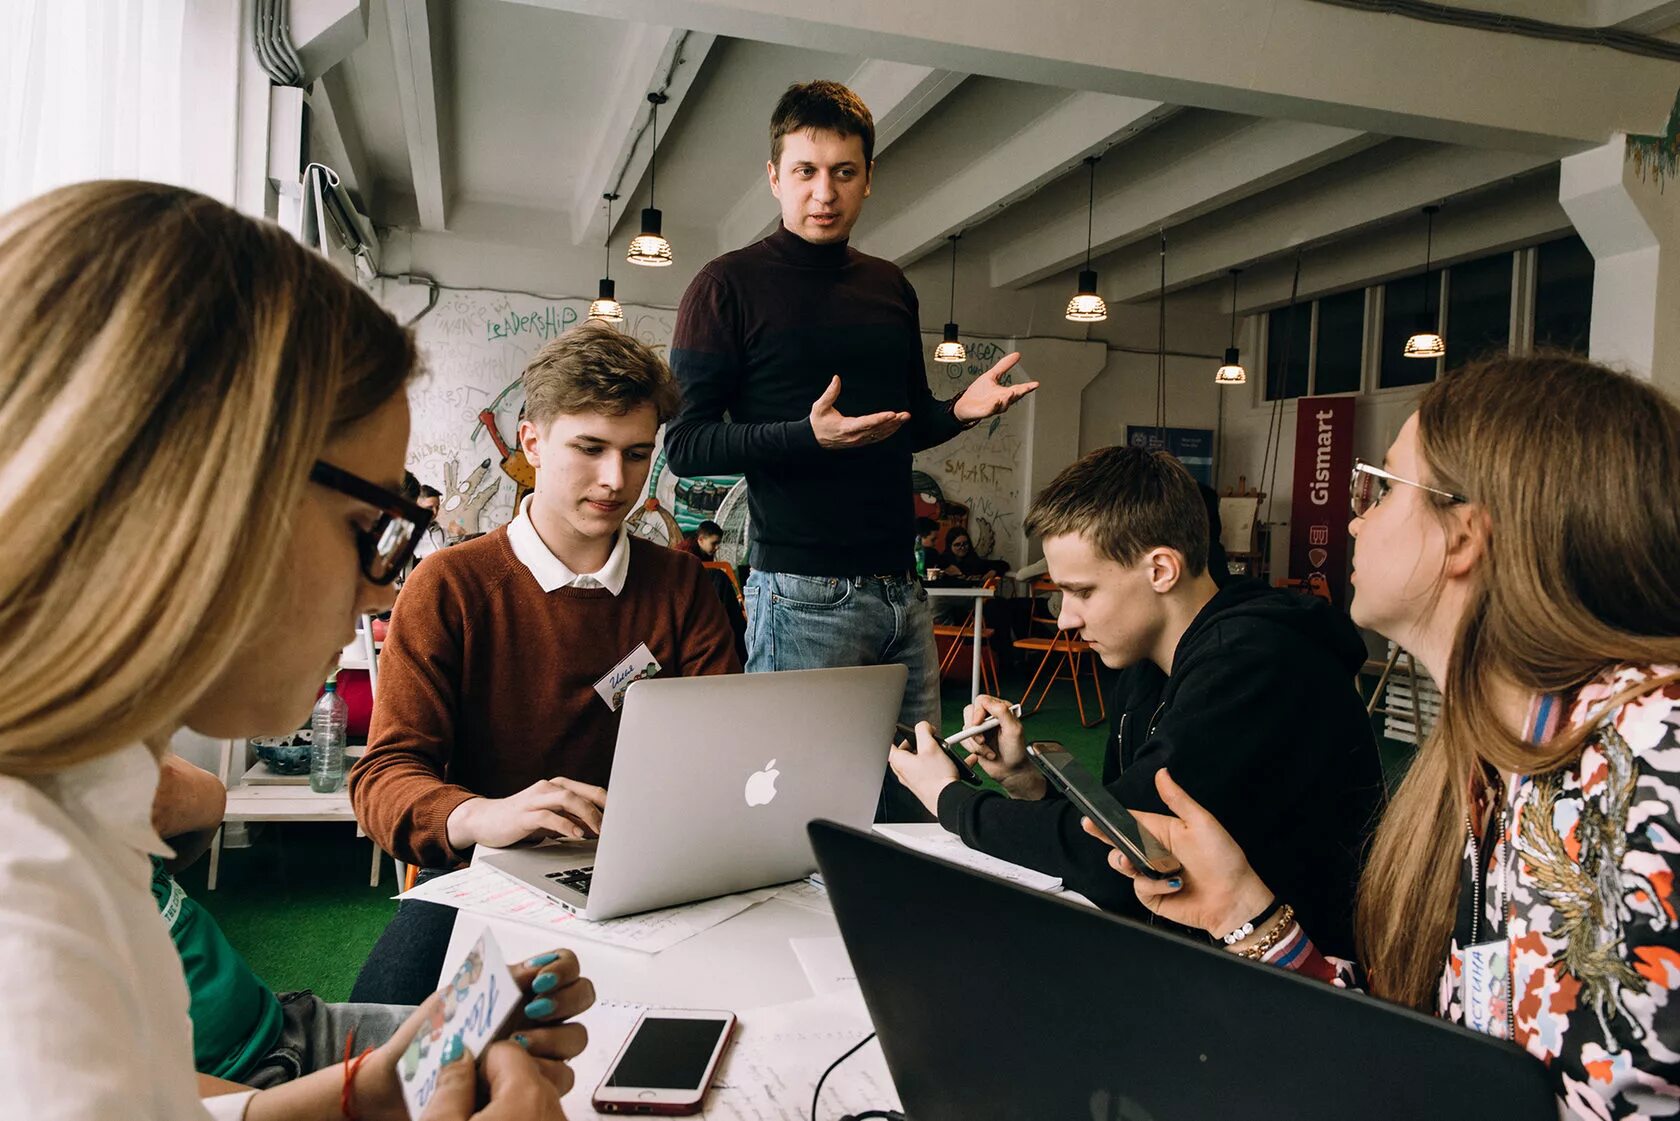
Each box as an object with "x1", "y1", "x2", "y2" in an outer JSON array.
[
  {"x1": 1083, "y1": 354, "x2": 1680, "y2": 1118},
  {"x1": 0, "y1": 180, "x2": 589, "y2": 1120}
]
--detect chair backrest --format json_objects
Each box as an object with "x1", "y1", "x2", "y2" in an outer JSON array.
[
  {"x1": 1027, "y1": 575, "x2": 1062, "y2": 636},
  {"x1": 703, "y1": 560, "x2": 742, "y2": 601}
]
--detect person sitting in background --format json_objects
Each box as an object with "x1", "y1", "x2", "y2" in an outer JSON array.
[
  {"x1": 890, "y1": 445, "x2": 1384, "y2": 959},
  {"x1": 1085, "y1": 356, "x2": 1680, "y2": 1119},
  {"x1": 150, "y1": 753, "x2": 413, "y2": 1086},
  {"x1": 929, "y1": 528, "x2": 1005, "y2": 623},
  {"x1": 350, "y1": 322, "x2": 740, "y2": 1006},
  {"x1": 0, "y1": 178, "x2": 584, "y2": 1120},
  {"x1": 674, "y1": 519, "x2": 724, "y2": 561}
]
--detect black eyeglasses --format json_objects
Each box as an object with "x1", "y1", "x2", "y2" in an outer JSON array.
[
  {"x1": 309, "y1": 461, "x2": 435, "y2": 585},
  {"x1": 1350, "y1": 460, "x2": 1467, "y2": 519}
]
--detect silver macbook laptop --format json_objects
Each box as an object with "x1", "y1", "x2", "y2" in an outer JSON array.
[{"x1": 480, "y1": 664, "x2": 908, "y2": 920}]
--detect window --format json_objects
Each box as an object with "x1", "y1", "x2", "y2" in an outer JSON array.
[
  {"x1": 1265, "y1": 303, "x2": 1311, "y2": 401},
  {"x1": 1534, "y1": 236, "x2": 1594, "y2": 354},
  {"x1": 1445, "y1": 253, "x2": 1513, "y2": 371},
  {"x1": 1379, "y1": 273, "x2": 1439, "y2": 389},
  {"x1": 1314, "y1": 289, "x2": 1364, "y2": 395}
]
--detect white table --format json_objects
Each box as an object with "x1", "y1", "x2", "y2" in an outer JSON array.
[
  {"x1": 926, "y1": 582, "x2": 995, "y2": 702},
  {"x1": 440, "y1": 852, "x2": 889, "y2": 1118}
]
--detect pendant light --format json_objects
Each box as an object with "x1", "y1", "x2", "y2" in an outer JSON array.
[
  {"x1": 626, "y1": 92, "x2": 673, "y2": 267},
  {"x1": 1404, "y1": 204, "x2": 1445, "y2": 359},
  {"x1": 934, "y1": 233, "x2": 967, "y2": 363},
  {"x1": 1215, "y1": 268, "x2": 1247, "y2": 385},
  {"x1": 1065, "y1": 155, "x2": 1108, "y2": 323},
  {"x1": 588, "y1": 193, "x2": 625, "y2": 322}
]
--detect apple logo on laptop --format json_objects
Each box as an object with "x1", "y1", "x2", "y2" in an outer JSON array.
[{"x1": 744, "y1": 759, "x2": 780, "y2": 807}]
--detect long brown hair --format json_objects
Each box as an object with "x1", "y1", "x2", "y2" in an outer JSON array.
[
  {"x1": 0, "y1": 180, "x2": 414, "y2": 776},
  {"x1": 1356, "y1": 353, "x2": 1680, "y2": 1008}
]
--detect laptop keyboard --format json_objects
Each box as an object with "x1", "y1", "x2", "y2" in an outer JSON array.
[{"x1": 543, "y1": 866, "x2": 594, "y2": 897}]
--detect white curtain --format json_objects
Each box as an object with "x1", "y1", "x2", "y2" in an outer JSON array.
[{"x1": 0, "y1": 0, "x2": 187, "y2": 215}]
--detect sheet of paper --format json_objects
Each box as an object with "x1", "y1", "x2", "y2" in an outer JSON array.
[
  {"x1": 789, "y1": 936, "x2": 857, "y2": 994},
  {"x1": 769, "y1": 876, "x2": 832, "y2": 915},
  {"x1": 1218, "y1": 495, "x2": 1261, "y2": 555},
  {"x1": 872, "y1": 823, "x2": 1063, "y2": 893},
  {"x1": 399, "y1": 865, "x2": 775, "y2": 954},
  {"x1": 561, "y1": 991, "x2": 896, "y2": 1120},
  {"x1": 398, "y1": 931, "x2": 519, "y2": 1119}
]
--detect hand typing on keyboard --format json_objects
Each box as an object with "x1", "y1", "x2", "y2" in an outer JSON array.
[{"x1": 446, "y1": 777, "x2": 609, "y2": 851}]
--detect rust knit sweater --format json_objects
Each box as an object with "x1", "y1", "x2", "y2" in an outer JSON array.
[{"x1": 349, "y1": 527, "x2": 740, "y2": 867}]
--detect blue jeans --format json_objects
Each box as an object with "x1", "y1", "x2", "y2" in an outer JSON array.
[{"x1": 744, "y1": 570, "x2": 940, "y2": 821}]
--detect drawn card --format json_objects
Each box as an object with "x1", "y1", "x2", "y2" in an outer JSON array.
[
  {"x1": 594, "y1": 641, "x2": 662, "y2": 711},
  {"x1": 397, "y1": 931, "x2": 520, "y2": 1118}
]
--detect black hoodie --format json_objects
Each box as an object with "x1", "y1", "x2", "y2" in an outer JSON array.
[{"x1": 937, "y1": 578, "x2": 1385, "y2": 958}]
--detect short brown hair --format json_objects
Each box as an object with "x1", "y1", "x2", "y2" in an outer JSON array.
[
  {"x1": 1025, "y1": 446, "x2": 1208, "y2": 575},
  {"x1": 521, "y1": 320, "x2": 681, "y2": 429},
  {"x1": 770, "y1": 81, "x2": 876, "y2": 168}
]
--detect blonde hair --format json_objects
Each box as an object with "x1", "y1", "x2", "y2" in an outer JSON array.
[
  {"x1": 0, "y1": 181, "x2": 414, "y2": 777},
  {"x1": 521, "y1": 320, "x2": 681, "y2": 431},
  {"x1": 1356, "y1": 354, "x2": 1680, "y2": 1008}
]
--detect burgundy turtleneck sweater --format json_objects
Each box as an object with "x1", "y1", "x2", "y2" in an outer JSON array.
[{"x1": 664, "y1": 224, "x2": 966, "y2": 577}]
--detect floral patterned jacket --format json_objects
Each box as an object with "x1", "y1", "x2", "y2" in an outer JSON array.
[{"x1": 1286, "y1": 665, "x2": 1680, "y2": 1119}]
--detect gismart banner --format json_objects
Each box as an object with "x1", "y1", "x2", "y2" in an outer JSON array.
[{"x1": 1288, "y1": 397, "x2": 1355, "y2": 606}]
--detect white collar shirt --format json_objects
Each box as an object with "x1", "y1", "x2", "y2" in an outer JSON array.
[
  {"x1": 0, "y1": 742, "x2": 256, "y2": 1119},
  {"x1": 506, "y1": 494, "x2": 631, "y2": 596}
]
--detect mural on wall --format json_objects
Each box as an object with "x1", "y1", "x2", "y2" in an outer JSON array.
[
  {"x1": 912, "y1": 336, "x2": 1029, "y2": 566},
  {"x1": 395, "y1": 287, "x2": 1030, "y2": 563},
  {"x1": 1628, "y1": 88, "x2": 1680, "y2": 187},
  {"x1": 393, "y1": 285, "x2": 741, "y2": 544}
]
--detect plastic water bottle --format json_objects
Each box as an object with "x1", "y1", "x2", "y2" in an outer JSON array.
[
  {"x1": 310, "y1": 678, "x2": 348, "y2": 793},
  {"x1": 914, "y1": 537, "x2": 927, "y2": 580}
]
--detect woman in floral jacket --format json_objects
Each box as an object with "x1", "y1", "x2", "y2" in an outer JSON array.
[{"x1": 1082, "y1": 354, "x2": 1680, "y2": 1119}]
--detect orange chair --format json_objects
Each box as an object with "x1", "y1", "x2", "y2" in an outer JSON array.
[
  {"x1": 703, "y1": 560, "x2": 743, "y2": 603},
  {"x1": 1011, "y1": 576, "x2": 1107, "y2": 728},
  {"x1": 933, "y1": 573, "x2": 1001, "y2": 695}
]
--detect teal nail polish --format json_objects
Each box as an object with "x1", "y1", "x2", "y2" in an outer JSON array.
[
  {"x1": 524, "y1": 997, "x2": 557, "y2": 1019},
  {"x1": 524, "y1": 952, "x2": 560, "y2": 968},
  {"x1": 532, "y1": 971, "x2": 559, "y2": 994},
  {"x1": 1167, "y1": 877, "x2": 1183, "y2": 890},
  {"x1": 441, "y1": 1035, "x2": 464, "y2": 1065},
  {"x1": 512, "y1": 1033, "x2": 531, "y2": 1050}
]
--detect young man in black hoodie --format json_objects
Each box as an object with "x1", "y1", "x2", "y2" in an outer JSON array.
[{"x1": 890, "y1": 446, "x2": 1384, "y2": 957}]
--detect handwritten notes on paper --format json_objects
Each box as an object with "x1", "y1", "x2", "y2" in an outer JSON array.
[{"x1": 398, "y1": 865, "x2": 774, "y2": 954}]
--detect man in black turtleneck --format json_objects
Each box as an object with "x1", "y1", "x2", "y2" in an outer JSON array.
[{"x1": 665, "y1": 80, "x2": 1036, "y2": 820}]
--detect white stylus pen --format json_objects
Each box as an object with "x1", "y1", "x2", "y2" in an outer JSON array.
[{"x1": 943, "y1": 703, "x2": 1025, "y2": 747}]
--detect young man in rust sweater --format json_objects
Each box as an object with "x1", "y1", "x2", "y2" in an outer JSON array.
[{"x1": 348, "y1": 321, "x2": 740, "y2": 1003}]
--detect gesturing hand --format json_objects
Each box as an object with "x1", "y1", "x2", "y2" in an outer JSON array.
[
  {"x1": 1079, "y1": 768, "x2": 1273, "y2": 940},
  {"x1": 952, "y1": 353, "x2": 1038, "y2": 423},
  {"x1": 447, "y1": 778, "x2": 609, "y2": 851},
  {"x1": 809, "y1": 376, "x2": 911, "y2": 449}
]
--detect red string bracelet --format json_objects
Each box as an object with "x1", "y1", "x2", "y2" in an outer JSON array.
[{"x1": 340, "y1": 1028, "x2": 377, "y2": 1121}]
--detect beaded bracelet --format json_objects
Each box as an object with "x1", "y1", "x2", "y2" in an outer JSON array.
[
  {"x1": 1233, "y1": 903, "x2": 1296, "y2": 960},
  {"x1": 1215, "y1": 896, "x2": 1284, "y2": 946}
]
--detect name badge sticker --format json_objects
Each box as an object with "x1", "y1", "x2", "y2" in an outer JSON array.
[
  {"x1": 594, "y1": 642, "x2": 663, "y2": 711},
  {"x1": 1462, "y1": 938, "x2": 1510, "y2": 1037}
]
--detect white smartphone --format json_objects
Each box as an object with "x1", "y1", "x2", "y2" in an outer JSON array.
[{"x1": 592, "y1": 1008, "x2": 736, "y2": 1115}]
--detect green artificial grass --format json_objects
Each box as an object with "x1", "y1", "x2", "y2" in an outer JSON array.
[{"x1": 183, "y1": 665, "x2": 1115, "y2": 1002}]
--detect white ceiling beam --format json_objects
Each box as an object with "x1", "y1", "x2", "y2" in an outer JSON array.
[
  {"x1": 853, "y1": 92, "x2": 1167, "y2": 266},
  {"x1": 715, "y1": 60, "x2": 965, "y2": 254},
  {"x1": 501, "y1": 0, "x2": 1680, "y2": 153},
  {"x1": 1098, "y1": 143, "x2": 1554, "y2": 304},
  {"x1": 990, "y1": 118, "x2": 1380, "y2": 290},
  {"x1": 385, "y1": 0, "x2": 449, "y2": 230},
  {"x1": 570, "y1": 27, "x2": 716, "y2": 247}
]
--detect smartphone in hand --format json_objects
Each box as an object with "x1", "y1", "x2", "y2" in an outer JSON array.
[
  {"x1": 1025, "y1": 742, "x2": 1181, "y2": 879},
  {"x1": 896, "y1": 723, "x2": 983, "y2": 786}
]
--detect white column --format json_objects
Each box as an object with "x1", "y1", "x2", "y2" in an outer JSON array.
[
  {"x1": 1010, "y1": 337, "x2": 1108, "y2": 564},
  {"x1": 1559, "y1": 135, "x2": 1680, "y2": 396}
]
